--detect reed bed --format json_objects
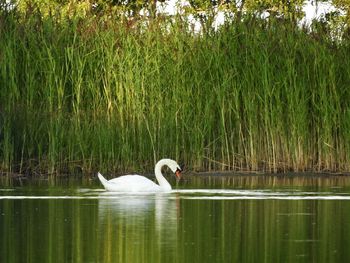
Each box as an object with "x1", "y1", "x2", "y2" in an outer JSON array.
[{"x1": 1, "y1": 11, "x2": 350, "y2": 175}]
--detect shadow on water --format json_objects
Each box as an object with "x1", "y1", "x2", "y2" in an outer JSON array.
[{"x1": 1, "y1": 173, "x2": 350, "y2": 263}]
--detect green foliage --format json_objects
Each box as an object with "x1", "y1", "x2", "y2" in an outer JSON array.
[
  {"x1": 1, "y1": 3, "x2": 350, "y2": 174},
  {"x1": 244, "y1": 0, "x2": 305, "y2": 20}
]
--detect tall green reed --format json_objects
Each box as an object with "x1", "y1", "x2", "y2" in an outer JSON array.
[{"x1": 1, "y1": 12, "x2": 350, "y2": 175}]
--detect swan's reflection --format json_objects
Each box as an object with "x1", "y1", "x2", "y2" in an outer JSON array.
[
  {"x1": 98, "y1": 193, "x2": 157, "y2": 218},
  {"x1": 97, "y1": 192, "x2": 179, "y2": 262}
]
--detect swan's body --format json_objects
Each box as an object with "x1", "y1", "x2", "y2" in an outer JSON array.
[{"x1": 97, "y1": 159, "x2": 182, "y2": 192}]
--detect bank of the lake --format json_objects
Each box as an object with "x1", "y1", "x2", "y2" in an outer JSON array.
[{"x1": 1, "y1": 8, "x2": 350, "y2": 175}]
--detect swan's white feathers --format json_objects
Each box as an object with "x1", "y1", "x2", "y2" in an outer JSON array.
[
  {"x1": 102, "y1": 174, "x2": 161, "y2": 192},
  {"x1": 97, "y1": 158, "x2": 181, "y2": 192}
]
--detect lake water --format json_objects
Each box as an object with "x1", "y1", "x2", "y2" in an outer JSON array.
[{"x1": 1, "y1": 174, "x2": 350, "y2": 263}]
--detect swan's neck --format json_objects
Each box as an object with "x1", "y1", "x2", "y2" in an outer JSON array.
[{"x1": 155, "y1": 159, "x2": 172, "y2": 191}]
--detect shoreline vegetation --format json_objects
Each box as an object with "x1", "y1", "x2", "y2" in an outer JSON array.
[{"x1": 1, "y1": 1, "x2": 350, "y2": 176}]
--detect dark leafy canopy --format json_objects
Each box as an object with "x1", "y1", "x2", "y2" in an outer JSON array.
[
  {"x1": 2, "y1": 0, "x2": 350, "y2": 26},
  {"x1": 95, "y1": 0, "x2": 166, "y2": 16}
]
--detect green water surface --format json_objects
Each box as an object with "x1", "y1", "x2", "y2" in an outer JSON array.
[{"x1": 1, "y1": 175, "x2": 350, "y2": 263}]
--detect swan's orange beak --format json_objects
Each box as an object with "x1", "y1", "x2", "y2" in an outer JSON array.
[{"x1": 175, "y1": 168, "x2": 182, "y2": 179}]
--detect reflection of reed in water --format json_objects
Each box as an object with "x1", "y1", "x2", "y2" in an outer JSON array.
[
  {"x1": 186, "y1": 174, "x2": 350, "y2": 190},
  {"x1": 97, "y1": 193, "x2": 179, "y2": 263}
]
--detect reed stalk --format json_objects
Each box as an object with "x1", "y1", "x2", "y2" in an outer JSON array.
[{"x1": 1, "y1": 12, "x2": 350, "y2": 174}]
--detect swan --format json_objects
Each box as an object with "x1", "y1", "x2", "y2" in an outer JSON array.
[{"x1": 97, "y1": 159, "x2": 182, "y2": 192}]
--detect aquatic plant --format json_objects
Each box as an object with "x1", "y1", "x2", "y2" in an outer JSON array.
[{"x1": 1, "y1": 10, "x2": 350, "y2": 174}]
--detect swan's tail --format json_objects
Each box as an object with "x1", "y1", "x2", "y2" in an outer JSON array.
[{"x1": 97, "y1": 172, "x2": 108, "y2": 188}]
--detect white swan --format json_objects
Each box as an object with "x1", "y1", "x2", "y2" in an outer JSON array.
[{"x1": 97, "y1": 159, "x2": 182, "y2": 192}]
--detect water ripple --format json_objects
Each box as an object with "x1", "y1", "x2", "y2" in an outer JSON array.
[{"x1": 0, "y1": 188, "x2": 350, "y2": 200}]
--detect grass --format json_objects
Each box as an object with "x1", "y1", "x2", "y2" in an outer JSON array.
[{"x1": 1, "y1": 11, "x2": 350, "y2": 175}]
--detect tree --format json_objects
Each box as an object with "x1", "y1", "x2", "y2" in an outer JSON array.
[
  {"x1": 332, "y1": 0, "x2": 350, "y2": 26},
  {"x1": 244, "y1": 0, "x2": 305, "y2": 23}
]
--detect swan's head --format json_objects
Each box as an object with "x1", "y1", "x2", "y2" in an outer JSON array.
[{"x1": 162, "y1": 159, "x2": 182, "y2": 179}]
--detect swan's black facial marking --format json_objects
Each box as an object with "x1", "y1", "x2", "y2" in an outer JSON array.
[{"x1": 175, "y1": 167, "x2": 182, "y2": 178}]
